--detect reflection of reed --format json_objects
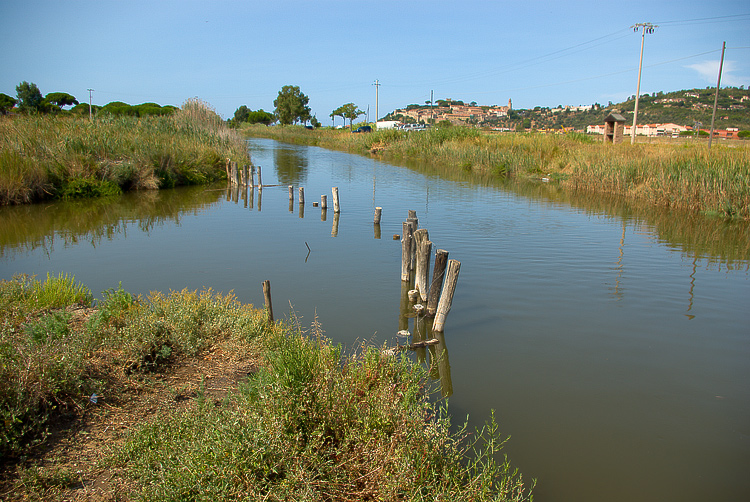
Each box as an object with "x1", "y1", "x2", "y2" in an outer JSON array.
[
  {"x1": 503, "y1": 179, "x2": 750, "y2": 271},
  {"x1": 0, "y1": 185, "x2": 225, "y2": 257}
]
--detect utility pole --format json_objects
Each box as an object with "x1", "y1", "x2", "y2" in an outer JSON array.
[
  {"x1": 708, "y1": 41, "x2": 726, "y2": 149},
  {"x1": 87, "y1": 88, "x2": 94, "y2": 121},
  {"x1": 373, "y1": 79, "x2": 380, "y2": 126},
  {"x1": 630, "y1": 22, "x2": 657, "y2": 144}
]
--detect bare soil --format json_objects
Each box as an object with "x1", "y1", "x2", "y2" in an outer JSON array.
[{"x1": 0, "y1": 342, "x2": 261, "y2": 501}]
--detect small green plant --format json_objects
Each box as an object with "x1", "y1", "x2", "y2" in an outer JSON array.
[
  {"x1": 32, "y1": 272, "x2": 93, "y2": 309},
  {"x1": 23, "y1": 311, "x2": 71, "y2": 343}
]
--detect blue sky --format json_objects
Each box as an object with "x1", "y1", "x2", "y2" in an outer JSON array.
[{"x1": 2, "y1": 1, "x2": 749, "y2": 123}]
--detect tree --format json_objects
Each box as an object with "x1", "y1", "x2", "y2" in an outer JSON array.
[
  {"x1": 332, "y1": 103, "x2": 364, "y2": 129},
  {"x1": 44, "y1": 92, "x2": 78, "y2": 110},
  {"x1": 16, "y1": 81, "x2": 44, "y2": 113},
  {"x1": 273, "y1": 85, "x2": 311, "y2": 125},
  {"x1": 330, "y1": 106, "x2": 346, "y2": 127},
  {"x1": 0, "y1": 93, "x2": 17, "y2": 114},
  {"x1": 247, "y1": 109, "x2": 274, "y2": 125},
  {"x1": 233, "y1": 105, "x2": 250, "y2": 124}
]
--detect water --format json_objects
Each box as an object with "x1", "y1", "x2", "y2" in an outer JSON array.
[{"x1": 1, "y1": 138, "x2": 748, "y2": 501}]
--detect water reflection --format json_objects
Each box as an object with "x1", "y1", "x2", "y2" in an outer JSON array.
[
  {"x1": 396, "y1": 158, "x2": 749, "y2": 271},
  {"x1": 273, "y1": 144, "x2": 308, "y2": 186},
  {"x1": 0, "y1": 186, "x2": 224, "y2": 258},
  {"x1": 398, "y1": 274, "x2": 452, "y2": 397}
]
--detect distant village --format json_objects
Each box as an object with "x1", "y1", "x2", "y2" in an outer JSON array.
[
  {"x1": 392, "y1": 99, "x2": 514, "y2": 125},
  {"x1": 381, "y1": 89, "x2": 750, "y2": 139}
]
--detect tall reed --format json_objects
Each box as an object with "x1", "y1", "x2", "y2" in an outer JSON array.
[{"x1": 0, "y1": 100, "x2": 250, "y2": 205}]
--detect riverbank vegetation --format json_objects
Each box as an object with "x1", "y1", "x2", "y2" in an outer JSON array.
[
  {"x1": 0, "y1": 99, "x2": 249, "y2": 206},
  {"x1": 0, "y1": 274, "x2": 532, "y2": 501},
  {"x1": 242, "y1": 124, "x2": 750, "y2": 219}
]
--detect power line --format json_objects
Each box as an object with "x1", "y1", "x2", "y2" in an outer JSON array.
[{"x1": 654, "y1": 13, "x2": 750, "y2": 26}]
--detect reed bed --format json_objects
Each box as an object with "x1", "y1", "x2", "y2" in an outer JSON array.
[
  {"x1": 245, "y1": 125, "x2": 750, "y2": 218},
  {"x1": 0, "y1": 99, "x2": 249, "y2": 205}
]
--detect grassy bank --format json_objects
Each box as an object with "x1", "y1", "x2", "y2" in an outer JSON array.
[
  {"x1": 243, "y1": 124, "x2": 750, "y2": 219},
  {"x1": 1, "y1": 274, "x2": 532, "y2": 501},
  {"x1": 0, "y1": 99, "x2": 249, "y2": 205}
]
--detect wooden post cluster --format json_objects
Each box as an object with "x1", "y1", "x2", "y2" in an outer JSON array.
[{"x1": 400, "y1": 210, "x2": 460, "y2": 332}]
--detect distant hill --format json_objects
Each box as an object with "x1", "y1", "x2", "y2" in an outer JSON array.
[{"x1": 384, "y1": 87, "x2": 750, "y2": 132}]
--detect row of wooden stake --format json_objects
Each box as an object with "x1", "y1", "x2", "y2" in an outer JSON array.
[
  {"x1": 227, "y1": 162, "x2": 262, "y2": 189},
  {"x1": 289, "y1": 185, "x2": 341, "y2": 213}
]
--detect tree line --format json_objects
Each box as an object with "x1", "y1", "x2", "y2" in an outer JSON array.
[
  {"x1": 1, "y1": 81, "x2": 177, "y2": 117},
  {"x1": 231, "y1": 85, "x2": 366, "y2": 130}
]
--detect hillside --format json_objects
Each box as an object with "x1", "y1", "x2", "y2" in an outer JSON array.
[{"x1": 383, "y1": 87, "x2": 750, "y2": 132}]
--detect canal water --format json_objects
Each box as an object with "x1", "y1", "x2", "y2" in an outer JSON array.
[{"x1": 1, "y1": 138, "x2": 748, "y2": 501}]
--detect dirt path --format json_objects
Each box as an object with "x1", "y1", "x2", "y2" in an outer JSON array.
[{"x1": 1, "y1": 345, "x2": 260, "y2": 501}]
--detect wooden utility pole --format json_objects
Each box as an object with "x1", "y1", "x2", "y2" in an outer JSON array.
[
  {"x1": 87, "y1": 88, "x2": 94, "y2": 121},
  {"x1": 630, "y1": 23, "x2": 657, "y2": 144},
  {"x1": 373, "y1": 79, "x2": 380, "y2": 126},
  {"x1": 708, "y1": 41, "x2": 726, "y2": 149}
]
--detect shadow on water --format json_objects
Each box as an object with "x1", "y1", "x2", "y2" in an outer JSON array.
[
  {"x1": 0, "y1": 185, "x2": 225, "y2": 258},
  {"x1": 393, "y1": 156, "x2": 749, "y2": 271}
]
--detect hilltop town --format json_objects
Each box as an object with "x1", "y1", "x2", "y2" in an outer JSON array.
[{"x1": 381, "y1": 86, "x2": 750, "y2": 137}]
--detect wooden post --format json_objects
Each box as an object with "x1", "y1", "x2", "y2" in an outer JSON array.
[
  {"x1": 401, "y1": 222, "x2": 414, "y2": 281},
  {"x1": 332, "y1": 187, "x2": 340, "y2": 213},
  {"x1": 415, "y1": 238, "x2": 432, "y2": 302},
  {"x1": 257, "y1": 166, "x2": 262, "y2": 190},
  {"x1": 288, "y1": 185, "x2": 294, "y2": 201},
  {"x1": 262, "y1": 280, "x2": 273, "y2": 324},
  {"x1": 241, "y1": 165, "x2": 248, "y2": 186},
  {"x1": 408, "y1": 222, "x2": 421, "y2": 271},
  {"x1": 374, "y1": 207, "x2": 382, "y2": 224},
  {"x1": 230, "y1": 162, "x2": 237, "y2": 185},
  {"x1": 399, "y1": 280, "x2": 411, "y2": 333},
  {"x1": 426, "y1": 249, "x2": 449, "y2": 317},
  {"x1": 298, "y1": 187, "x2": 305, "y2": 204},
  {"x1": 432, "y1": 259, "x2": 460, "y2": 332},
  {"x1": 248, "y1": 166, "x2": 254, "y2": 188},
  {"x1": 408, "y1": 210, "x2": 418, "y2": 228},
  {"x1": 320, "y1": 194, "x2": 327, "y2": 209},
  {"x1": 298, "y1": 201, "x2": 305, "y2": 219}
]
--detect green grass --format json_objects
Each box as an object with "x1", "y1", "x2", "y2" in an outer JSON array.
[
  {"x1": 0, "y1": 99, "x2": 250, "y2": 205},
  {"x1": 244, "y1": 125, "x2": 750, "y2": 219},
  {"x1": 113, "y1": 331, "x2": 532, "y2": 502},
  {"x1": 1, "y1": 275, "x2": 533, "y2": 501}
]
